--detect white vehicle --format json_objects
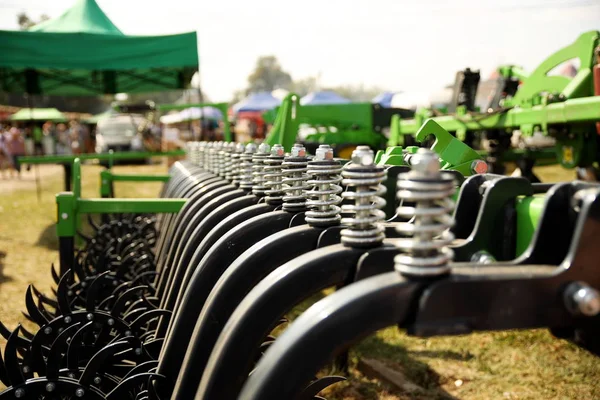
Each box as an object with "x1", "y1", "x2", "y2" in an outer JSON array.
[{"x1": 95, "y1": 114, "x2": 147, "y2": 154}]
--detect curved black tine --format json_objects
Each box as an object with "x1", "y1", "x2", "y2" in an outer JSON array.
[
  {"x1": 25, "y1": 286, "x2": 49, "y2": 327},
  {"x1": 37, "y1": 297, "x2": 55, "y2": 321},
  {"x1": 77, "y1": 229, "x2": 92, "y2": 242},
  {"x1": 0, "y1": 320, "x2": 12, "y2": 341},
  {"x1": 122, "y1": 307, "x2": 146, "y2": 324},
  {"x1": 121, "y1": 360, "x2": 159, "y2": 381},
  {"x1": 135, "y1": 390, "x2": 149, "y2": 400},
  {"x1": 0, "y1": 321, "x2": 30, "y2": 349},
  {"x1": 4, "y1": 326, "x2": 25, "y2": 386},
  {"x1": 130, "y1": 271, "x2": 158, "y2": 288},
  {"x1": 97, "y1": 294, "x2": 116, "y2": 312},
  {"x1": 20, "y1": 312, "x2": 34, "y2": 324},
  {"x1": 86, "y1": 271, "x2": 111, "y2": 312},
  {"x1": 79, "y1": 341, "x2": 131, "y2": 387},
  {"x1": 88, "y1": 214, "x2": 100, "y2": 231},
  {"x1": 106, "y1": 373, "x2": 165, "y2": 400},
  {"x1": 0, "y1": 342, "x2": 12, "y2": 387},
  {"x1": 51, "y1": 262, "x2": 60, "y2": 284},
  {"x1": 45, "y1": 322, "x2": 81, "y2": 380},
  {"x1": 57, "y1": 270, "x2": 73, "y2": 315},
  {"x1": 130, "y1": 309, "x2": 171, "y2": 334},
  {"x1": 111, "y1": 285, "x2": 147, "y2": 317},
  {"x1": 123, "y1": 298, "x2": 149, "y2": 317},
  {"x1": 32, "y1": 285, "x2": 59, "y2": 309},
  {"x1": 111, "y1": 280, "x2": 132, "y2": 299},
  {"x1": 19, "y1": 325, "x2": 34, "y2": 341},
  {"x1": 51, "y1": 286, "x2": 58, "y2": 297},
  {"x1": 67, "y1": 321, "x2": 94, "y2": 371},
  {"x1": 296, "y1": 376, "x2": 347, "y2": 400}
]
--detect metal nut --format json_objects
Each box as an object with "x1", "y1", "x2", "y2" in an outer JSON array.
[
  {"x1": 351, "y1": 146, "x2": 374, "y2": 166},
  {"x1": 315, "y1": 145, "x2": 334, "y2": 161}
]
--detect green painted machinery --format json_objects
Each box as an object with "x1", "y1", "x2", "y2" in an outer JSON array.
[
  {"x1": 388, "y1": 30, "x2": 600, "y2": 180},
  {"x1": 265, "y1": 93, "x2": 413, "y2": 158}
]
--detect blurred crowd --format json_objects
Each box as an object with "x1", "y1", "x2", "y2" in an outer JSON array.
[{"x1": 0, "y1": 121, "x2": 93, "y2": 179}]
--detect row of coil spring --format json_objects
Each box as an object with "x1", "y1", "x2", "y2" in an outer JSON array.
[{"x1": 186, "y1": 141, "x2": 456, "y2": 276}]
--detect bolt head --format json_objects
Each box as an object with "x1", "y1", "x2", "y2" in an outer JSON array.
[
  {"x1": 258, "y1": 143, "x2": 271, "y2": 153},
  {"x1": 125, "y1": 330, "x2": 132, "y2": 337},
  {"x1": 351, "y1": 146, "x2": 374, "y2": 166},
  {"x1": 64, "y1": 316, "x2": 72, "y2": 324},
  {"x1": 234, "y1": 143, "x2": 245, "y2": 153},
  {"x1": 574, "y1": 287, "x2": 600, "y2": 316},
  {"x1": 14, "y1": 388, "x2": 25, "y2": 398},
  {"x1": 271, "y1": 144, "x2": 285, "y2": 156},
  {"x1": 135, "y1": 348, "x2": 143, "y2": 355},
  {"x1": 93, "y1": 377, "x2": 102, "y2": 385},
  {"x1": 46, "y1": 382, "x2": 55, "y2": 392},
  {"x1": 245, "y1": 143, "x2": 257, "y2": 153},
  {"x1": 44, "y1": 327, "x2": 52, "y2": 335},
  {"x1": 22, "y1": 366, "x2": 30, "y2": 374},
  {"x1": 61, "y1": 213, "x2": 68, "y2": 220},
  {"x1": 470, "y1": 160, "x2": 488, "y2": 175},
  {"x1": 86, "y1": 313, "x2": 94, "y2": 321},
  {"x1": 75, "y1": 388, "x2": 85, "y2": 397},
  {"x1": 410, "y1": 149, "x2": 440, "y2": 175},
  {"x1": 107, "y1": 318, "x2": 115, "y2": 326},
  {"x1": 291, "y1": 144, "x2": 306, "y2": 157},
  {"x1": 314, "y1": 145, "x2": 334, "y2": 161}
]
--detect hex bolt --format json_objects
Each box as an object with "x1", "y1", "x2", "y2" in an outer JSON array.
[
  {"x1": 44, "y1": 326, "x2": 52, "y2": 335},
  {"x1": 470, "y1": 159, "x2": 488, "y2": 175},
  {"x1": 565, "y1": 282, "x2": 600, "y2": 316},
  {"x1": 46, "y1": 382, "x2": 56, "y2": 392},
  {"x1": 351, "y1": 145, "x2": 374, "y2": 166},
  {"x1": 291, "y1": 143, "x2": 306, "y2": 157},
  {"x1": 93, "y1": 376, "x2": 102, "y2": 385},
  {"x1": 64, "y1": 316, "x2": 72, "y2": 324},
  {"x1": 14, "y1": 388, "x2": 25, "y2": 398},
  {"x1": 314, "y1": 144, "x2": 334, "y2": 161},
  {"x1": 86, "y1": 313, "x2": 94, "y2": 321},
  {"x1": 271, "y1": 144, "x2": 284, "y2": 157},
  {"x1": 75, "y1": 388, "x2": 85, "y2": 397},
  {"x1": 61, "y1": 213, "x2": 68, "y2": 220},
  {"x1": 470, "y1": 251, "x2": 496, "y2": 264}
]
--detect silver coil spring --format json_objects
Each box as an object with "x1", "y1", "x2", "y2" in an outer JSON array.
[
  {"x1": 252, "y1": 143, "x2": 272, "y2": 197},
  {"x1": 218, "y1": 142, "x2": 234, "y2": 178},
  {"x1": 212, "y1": 142, "x2": 224, "y2": 174},
  {"x1": 239, "y1": 143, "x2": 258, "y2": 190},
  {"x1": 282, "y1": 144, "x2": 310, "y2": 212},
  {"x1": 264, "y1": 144, "x2": 286, "y2": 205},
  {"x1": 202, "y1": 142, "x2": 213, "y2": 170},
  {"x1": 228, "y1": 143, "x2": 246, "y2": 184},
  {"x1": 305, "y1": 145, "x2": 343, "y2": 227},
  {"x1": 340, "y1": 146, "x2": 387, "y2": 248},
  {"x1": 394, "y1": 148, "x2": 456, "y2": 277}
]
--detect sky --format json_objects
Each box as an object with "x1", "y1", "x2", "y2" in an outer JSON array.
[{"x1": 0, "y1": 0, "x2": 598, "y2": 102}]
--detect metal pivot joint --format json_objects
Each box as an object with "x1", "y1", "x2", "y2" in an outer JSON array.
[
  {"x1": 251, "y1": 143, "x2": 272, "y2": 197},
  {"x1": 238, "y1": 143, "x2": 258, "y2": 190},
  {"x1": 264, "y1": 144, "x2": 286, "y2": 205},
  {"x1": 305, "y1": 144, "x2": 343, "y2": 227},
  {"x1": 395, "y1": 148, "x2": 456, "y2": 277},
  {"x1": 340, "y1": 146, "x2": 387, "y2": 248},
  {"x1": 282, "y1": 143, "x2": 310, "y2": 212}
]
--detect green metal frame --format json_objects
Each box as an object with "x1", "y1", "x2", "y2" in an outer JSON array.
[
  {"x1": 264, "y1": 93, "x2": 388, "y2": 152},
  {"x1": 388, "y1": 30, "x2": 600, "y2": 170},
  {"x1": 158, "y1": 102, "x2": 232, "y2": 142},
  {"x1": 19, "y1": 150, "x2": 185, "y2": 165},
  {"x1": 99, "y1": 170, "x2": 170, "y2": 197}
]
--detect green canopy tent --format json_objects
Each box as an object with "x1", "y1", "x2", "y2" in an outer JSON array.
[
  {"x1": 0, "y1": 0, "x2": 199, "y2": 96},
  {"x1": 10, "y1": 108, "x2": 66, "y2": 122}
]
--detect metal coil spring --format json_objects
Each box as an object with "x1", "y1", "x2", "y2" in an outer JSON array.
[
  {"x1": 340, "y1": 146, "x2": 387, "y2": 248},
  {"x1": 252, "y1": 143, "x2": 272, "y2": 197},
  {"x1": 264, "y1": 144, "x2": 286, "y2": 205},
  {"x1": 239, "y1": 143, "x2": 258, "y2": 190},
  {"x1": 202, "y1": 142, "x2": 213, "y2": 170},
  {"x1": 212, "y1": 142, "x2": 224, "y2": 174},
  {"x1": 394, "y1": 148, "x2": 456, "y2": 277},
  {"x1": 187, "y1": 142, "x2": 199, "y2": 165},
  {"x1": 226, "y1": 143, "x2": 244, "y2": 183},
  {"x1": 218, "y1": 142, "x2": 234, "y2": 178},
  {"x1": 305, "y1": 145, "x2": 343, "y2": 227},
  {"x1": 282, "y1": 144, "x2": 310, "y2": 212}
]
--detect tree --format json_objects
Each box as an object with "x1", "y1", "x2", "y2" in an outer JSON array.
[
  {"x1": 322, "y1": 84, "x2": 384, "y2": 102},
  {"x1": 290, "y1": 76, "x2": 318, "y2": 97},
  {"x1": 17, "y1": 12, "x2": 50, "y2": 30},
  {"x1": 247, "y1": 56, "x2": 293, "y2": 93}
]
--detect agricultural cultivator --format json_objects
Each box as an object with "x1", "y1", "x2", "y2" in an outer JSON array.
[
  {"x1": 0, "y1": 111, "x2": 599, "y2": 397},
  {"x1": 390, "y1": 30, "x2": 600, "y2": 181}
]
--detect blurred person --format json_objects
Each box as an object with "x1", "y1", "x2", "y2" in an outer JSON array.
[
  {"x1": 32, "y1": 123, "x2": 43, "y2": 155},
  {"x1": 0, "y1": 127, "x2": 10, "y2": 178},
  {"x1": 5, "y1": 127, "x2": 26, "y2": 178},
  {"x1": 69, "y1": 120, "x2": 81, "y2": 155},
  {"x1": 55, "y1": 123, "x2": 72, "y2": 155}
]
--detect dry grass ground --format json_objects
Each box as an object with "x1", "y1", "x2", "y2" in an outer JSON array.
[{"x1": 0, "y1": 162, "x2": 598, "y2": 399}]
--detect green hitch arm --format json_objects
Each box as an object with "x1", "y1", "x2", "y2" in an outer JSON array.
[{"x1": 100, "y1": 170, "x2": 171, "y2": 198}]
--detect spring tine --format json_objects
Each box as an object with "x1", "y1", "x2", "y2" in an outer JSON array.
[
  {"x1": 4, "y1": 325, "x2": 25, "y2": 386},
  {"x1": 136, "y1": 390, "x2": 149, "y2": 400},
  {"x1": 50, "y1": 262, "x2": 60, "y2": 284},
  {"x1": 57, "y1": 270, "x2": 73, "y2": 315},
  {"x1": 25, "y1": 286, "x2": 49, "y2": 327},
  {"x1": 0, "y1": 321, "x2": 30, "y2": 349},
  {"x1": 122, "y1": 307, "x2": 146, "y2": 323},
  {"x1": 31, "y1": 285, "x2": 59, "y2": 309},
  {"x1": 97, "y1": 294, "x2": 116, "y2": 312},
  {"x1": 111, "y1": 285, "x2": 147, "y2": 318},
  {"x1": 20, "y1": 311, "x2": 34, "y2": 324},
  {"x1": 130, "y1": 271, "x2": 158, "y2": 288},
  {"x1": 37, "y1": 297, "x2": 55, "y2": 321},
  {"x1": 124, "y1": 298, "x2": 149, "y2": 316},
  {"x1": 19, "y1": 325, "x2": 34, "y2": 341},
  {"x1": 45, "y1": 322, "x2": 81, "y2": 380},
  {"x1": 66, "y1": 321, "x2": 94, "y2": 371},
  {"x1": 51, "y1": 286, "x2": 58, "y2": 297},
  {"x1": 86, "y1": 271, "x2": 111, "y2": 312},
  {"x1": 296, "y1": 376, "x2": 347, "y2": 400},
  {"x1": 0, "y1": 342, "x2": 12, "y2": 387},
  {"x1": 130, "y1": 309, "x2": 171, "y2": 335},
  {"x1": 79, "y1": 341, "x2": 131, "y2": 387},
  {"x1": 106, "y1": 372, "x2": 165, "y2": 400},
  {"x1": 121, "y1": 360, "x2": 159, "y2": 381}
]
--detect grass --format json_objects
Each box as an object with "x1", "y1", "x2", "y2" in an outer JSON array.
[{"x1": 0, "y1": 162, "x2": 598, "y2": 399}]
